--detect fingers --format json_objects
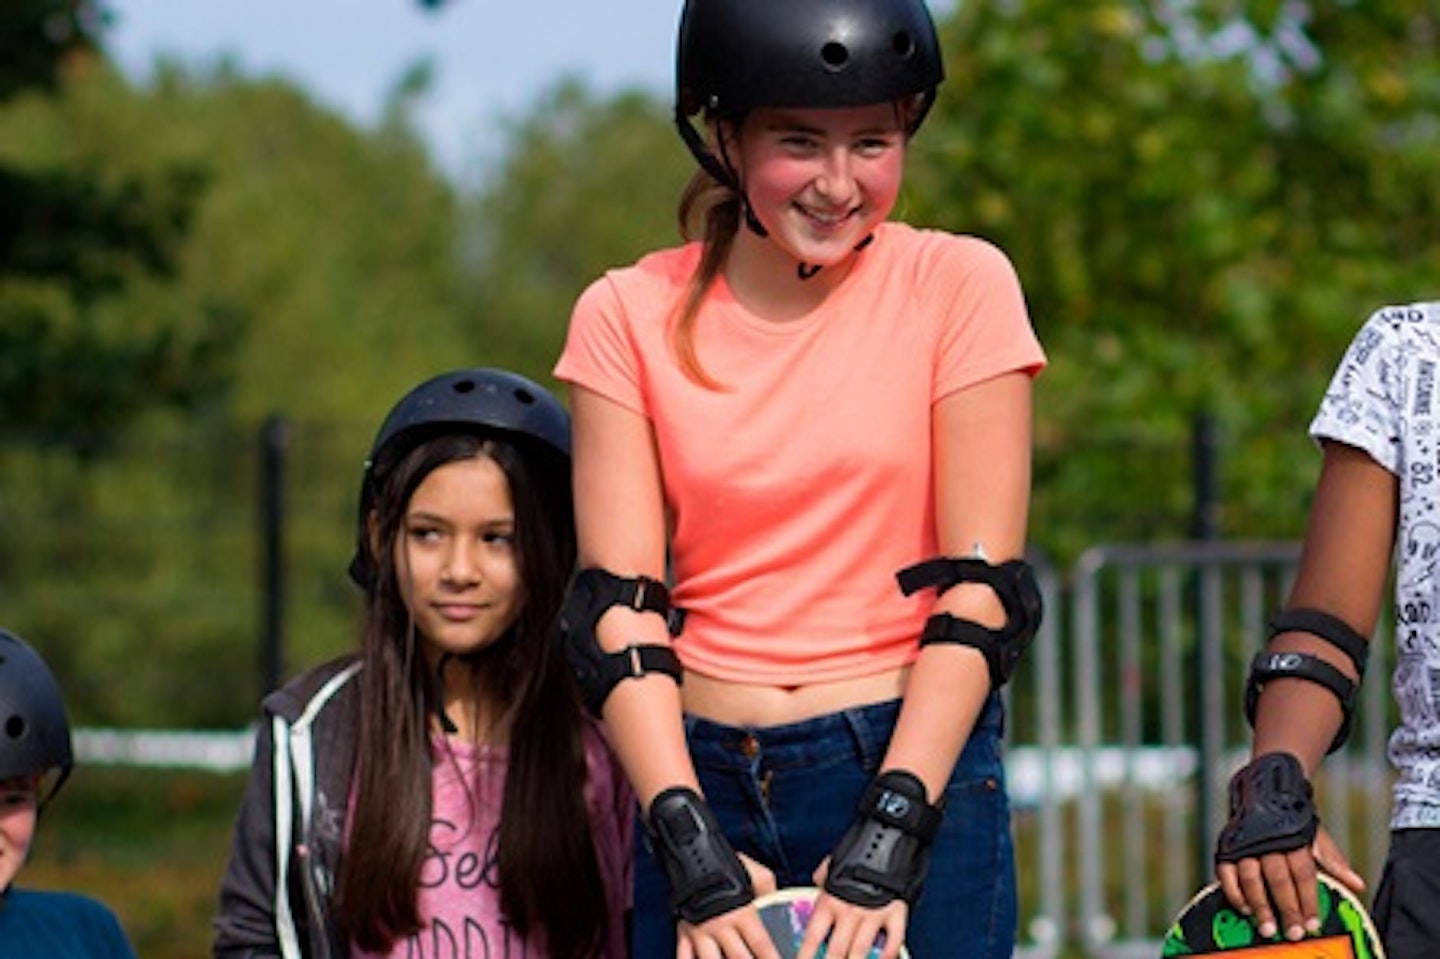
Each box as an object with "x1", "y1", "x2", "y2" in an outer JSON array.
[
  {"x1": 1233, "y1": 855, "x2": 1281, "y2": 939},
  {"x1": 797, "y1": 892, "x2": 907, "y2": 959},
  {"x1": 1217, "y1": 861, "x2": 1247, "y2": 915},
  {"x1": 1281, "y1": 846, "x2": 1321, "y2": 938},
  {"x1": 680, "y1": 904, "x2": 784, "y2": 959},
  {"x1": 1313, "y1": 827, "x2": 1365, "y2": 893},
  {"x1": 1227, "y1": 847, "x2": 1322, "y2": 942}
]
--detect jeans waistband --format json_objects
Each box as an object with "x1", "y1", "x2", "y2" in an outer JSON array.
[{"x1": 683, "y1": 692, "x2": 1003, "y2": 773}]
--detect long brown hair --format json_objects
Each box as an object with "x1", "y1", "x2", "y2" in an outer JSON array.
[
  {"x1": 337, "y1": 432, "x2": 606, "y2": 959},
  {"x1": 671, "y1": 129, "x2": 744, "y2": 390}
]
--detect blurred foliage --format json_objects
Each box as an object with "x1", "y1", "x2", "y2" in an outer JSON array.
[
  {"x1": 460, "y1": 79, "x2": 691, "y2": 376},
  {"x1": 2, "y1": 1, "x2": 1440, "y2": 726},
  {"x1": 25, "y1": 766, "x2": 246, "y2": 959},
  {"x1": 0, "y1": 0, "x2": 239, "y2": 453},
  {"x1": 908, "y1": 1, "x2": 1440, "y2": 559}
]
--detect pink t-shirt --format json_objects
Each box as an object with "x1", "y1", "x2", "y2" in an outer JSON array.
[
  {"x1": 555, "y1": 222, "x2": 1046, "y2": 685},
  {"x1": 351, "y1": 719, "x2": 633, "y2": 959}
]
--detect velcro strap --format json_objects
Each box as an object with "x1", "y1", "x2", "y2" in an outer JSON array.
[
  {"x1": 824, "y1": 770, "x2": 943, "y2": 908},
  {"x1": 1244, "y1": 649, "x2": 1357, "y2": 754},
  {"x1": 580, "y1": 568, "x2": 687, "y2": 635},
  {"x1": 1269, "y1": 608, "x2": 1369, "y2": 679},
  {"x1": 587, "y1": 644, "x2": 682, "y2": 712},
  {"x1": 919, "y1": 613, "x2": 1016, "y2": 688},
  {"x1": 898, "y1": 556, "x2": 1015, "y2": 604},
  {"x1": 645, "y1": 786, "x2": 754, "y2": 924},
  {"x1": 897, "y1": 557, "x2": 1042, "y2": 641},
  {"x1": 1215, "y1": 752, "x2": 1318, "y2": 863}
]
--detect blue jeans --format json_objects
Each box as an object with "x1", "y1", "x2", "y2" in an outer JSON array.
[{"x1": 633, "y1": 695, "x2": 1017, "y2": 958}]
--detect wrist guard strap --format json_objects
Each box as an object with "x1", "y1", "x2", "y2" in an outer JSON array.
[
  {"x1": 824, "y1": 770, "x2": 943, "y2": 908},
  {"x1": 1215, "y1": 752, "x2": 1319, "y2": 864},
  {"x1": 645, "y1": 787, "x2": 753, "y2": 925}
]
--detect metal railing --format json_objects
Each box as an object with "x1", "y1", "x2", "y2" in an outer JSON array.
[{"x1": 1012, "y1": 542, "x2": 1393, "y2": 958}]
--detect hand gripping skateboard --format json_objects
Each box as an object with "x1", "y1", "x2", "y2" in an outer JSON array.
[
  {"x1": 754, "y1": 886, "x2": 911, "y2": 959},
  {"x1": 1160, "y1": 873, "x2": 1384, "y2": 957}
]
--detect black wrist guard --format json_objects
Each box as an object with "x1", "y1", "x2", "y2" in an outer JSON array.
[
  {"x1": 1215, "y1": 752, "x2": 1319, "y2": 864},
  {"x1": 645, "y1": 786, "x2": 753, "y2": 924},
  {"x1": 824, "y1": 770, "x2": 944, "y2": 908}
]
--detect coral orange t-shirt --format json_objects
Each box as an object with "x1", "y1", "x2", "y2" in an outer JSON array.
[{"x1": 555, "y1": 222, "x2": 1046, "y2": 685}]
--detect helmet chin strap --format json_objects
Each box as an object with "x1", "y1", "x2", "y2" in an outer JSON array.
[{"x1": 797, "y1": 233, "x2": 876, "y2": 281}]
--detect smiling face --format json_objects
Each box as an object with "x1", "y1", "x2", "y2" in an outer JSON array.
[
  {"x1": 394, "y1": 454, "x2": 524, "y2": 664},
  {"x1": 0, "y1": 776, "x2": 38, "y2": 892},
  {"x1": 728, "y1": 102, "x2": 907, "y2": 271}
]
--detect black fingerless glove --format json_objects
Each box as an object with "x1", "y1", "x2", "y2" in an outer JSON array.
[
  {"x1": 824, "y1": 769, "x2": 944, "y2": 908},
  {"x1": 645, "y1": 786, "x2": 754, "y2": 924},
  {"x1": 1214, "y1": 752, "x2": 1319, "y2": 864}
]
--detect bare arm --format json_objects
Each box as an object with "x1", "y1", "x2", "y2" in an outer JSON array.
[
  {"x1": 804, "y1": 370, "x2": 1035, "y2": 959},
  {"x1": 884, "y1": 370, "x2": 1035, "y2": 792},
  {"x1": 1217, "y1": 440, "x2": 1396, "y2": 940},
  {"x1": 570, "y1": 385, "x2": 695, "y2": 803},
  {"x1": 569, "y1": 385, "x2": 779, "y2": 959}
]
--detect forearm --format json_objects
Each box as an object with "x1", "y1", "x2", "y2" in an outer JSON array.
[{"x1": 882, "y1": 644, "x2": 992, "y2": 800}]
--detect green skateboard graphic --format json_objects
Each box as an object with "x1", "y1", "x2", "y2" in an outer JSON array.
[{"x1": 1160, "y1": 873, "x2": 1384, "y2": 957}]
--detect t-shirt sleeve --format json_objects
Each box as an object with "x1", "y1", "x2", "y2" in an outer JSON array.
[
  {"x1": 554, "y1": 274, "x2": 648, "y2": 416},
  {"x1": 930, "y1": 236, "x2": 1046, "y2": 401},
  {"x1": 1309, "y1": 308, "x2": 1405, "y2": 476}
]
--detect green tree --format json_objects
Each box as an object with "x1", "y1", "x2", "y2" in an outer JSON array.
[
  {"x1": 902, "y1": 1, "x2": 1440, "y2": 559},
  {"x1": 0, "y1": 1, "x2": 240, "y2": 451},
  {"x1": 460, "y1": 79, "x2": 693, "y2": 385},
  {"x1": 0, "y1": 54, "x2": 475, "y2": 724}
]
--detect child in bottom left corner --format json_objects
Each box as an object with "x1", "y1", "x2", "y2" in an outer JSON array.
[
  {"x1": 0, "y1": 627, "x2": 138, "y2": 957},
  {"x1": 212, "y1": 368, "x2": 633, "y2": 959}
]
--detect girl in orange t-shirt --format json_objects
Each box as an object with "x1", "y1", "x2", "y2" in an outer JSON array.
[{"x1": 554, "y1": 2, "x2": 1045, "y2": 957}]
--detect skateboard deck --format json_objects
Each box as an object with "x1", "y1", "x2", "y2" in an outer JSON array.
[
  {"x1": 1160, "y1": 873, "x2": 1384, "y2": 957},
  {"x1": 755, "y1": 886, "x2": 910, "y2": 959}
]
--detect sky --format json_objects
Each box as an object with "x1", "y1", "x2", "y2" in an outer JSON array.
[{"x1": 104, "y1": 0, "x2": 683, "y2": 184}]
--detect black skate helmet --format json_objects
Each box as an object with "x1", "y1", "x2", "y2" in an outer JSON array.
[
  {"x1": 349, "y1": 368, "x2": 571, "y2": 588},
  {"x1": 0, "y1": 629, "x2": 74, "y2": 803},
  {"x1": 675, "y1": 0, "x2": 944, "y2": 184}
]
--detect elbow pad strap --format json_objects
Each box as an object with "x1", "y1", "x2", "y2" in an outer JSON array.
[
  {"x1": 898, "y1": 556, "x2": 1043, "y2": 688},
  {"x1": 1268, "y1": 608, "x2": 1370, "y2": 679},
  {"x1": 559, "y1": 567, "x2": 685, "y2": 716},
  {"x1": 1244, "y1": 650, "x2": 1357, "y2": 754}
]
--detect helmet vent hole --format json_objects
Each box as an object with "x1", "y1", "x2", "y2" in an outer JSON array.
[
  {"x1": 512, "y1": 388, "x2": 537, "y2": 406},
  {"x1": 452, "y1": 380, "x2": 477, "y2": 395},
  {"x1": 5, "y1": 715, "x2": 26, "y2": 741},
  {"x1": 820, "y1": 41, "x2": 849, "y2": 72},
  {"x1": 891, "y1": 31, "x2": 916, "y2": 59}
]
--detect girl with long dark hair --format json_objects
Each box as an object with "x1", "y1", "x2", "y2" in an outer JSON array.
[{"x1": 214, "y1": 368, "x2": 631, "y2": 959}]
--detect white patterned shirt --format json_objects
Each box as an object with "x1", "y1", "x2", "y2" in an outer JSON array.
[{"x1": 1311, "y1": 301, "x2": 1440, "y2": 829}]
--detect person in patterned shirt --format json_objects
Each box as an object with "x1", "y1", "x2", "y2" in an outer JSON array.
[{"x1": 1214, "y1": 302, "x2": 1440, "y2": 959}]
